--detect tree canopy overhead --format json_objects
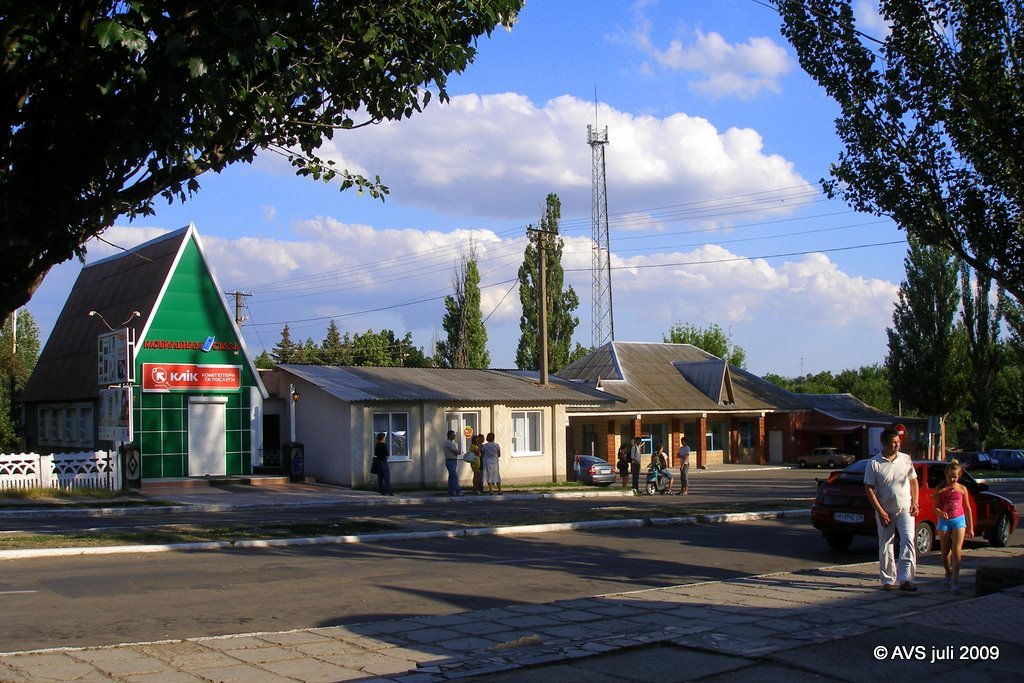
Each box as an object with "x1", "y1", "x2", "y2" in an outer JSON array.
[
  {"x1": 775, "y1": 0, "x2": 1024, "y2": 301},
  {"x1": 0, "y1": 1, "x2": 523, "y2": 319}
]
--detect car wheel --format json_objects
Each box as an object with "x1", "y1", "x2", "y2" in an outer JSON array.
[
  {"x1": 826, "y1": 531, "x2": 853, "y2": 551},
  {"x1": 914, "y1": 521, "x2": 935, "y2": 554},
  {"x1": 989, "y1": 513, "x2": 1011, "y2": 548},
  {"x1": 798, "y1": 459, "x2": 807, "y2": 468}
]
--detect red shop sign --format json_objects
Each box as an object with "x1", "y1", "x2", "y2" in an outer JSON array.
[{"x1": 142, "y1": 363, "x2": 241, "y2": 392}]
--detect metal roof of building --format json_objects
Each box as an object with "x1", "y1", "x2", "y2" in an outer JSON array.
[
  {"x1": 556, "y1": 341, "x2": 811, "y2": 414},
  {"x1": 22, "y1": 229, "x2": 188, "y2": 402},
  {"x1": 278, "y1": 364, "x2": 624, "y2": 405}
]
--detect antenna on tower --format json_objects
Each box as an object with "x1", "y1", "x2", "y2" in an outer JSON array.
[{"x1": 588, "y1": 91, "x2": 614, "y2": 348}]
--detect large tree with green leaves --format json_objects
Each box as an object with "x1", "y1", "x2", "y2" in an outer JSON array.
[
  {"x1": 0, "y1": 309, "x2": 40, "y2": 450},
  {"x1": 775, "y1": 0, "x2": 1024, "y2": 303},
  {"x1": 0, "y1": 1, "x2": 523, "y2": 320},
  {"x1": 351, "y1": 329, "x2": 430, "y2": 367},
  {"x1": 664, "y1": 322, "x2": 746, "y2": 369},
  {"x1": 436, "y1": 249, "x2": 489, "y2": 369},
  {"x1": 515, "y1": 194, "x2": 585, "y2": 372},
  {"x1": 885, "y1": 236, "x2": 966, "y2": 417}
]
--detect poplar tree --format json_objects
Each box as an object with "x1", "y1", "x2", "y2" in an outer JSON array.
[
  {"x1": 515, "y1": 194, "x2": 583, "y2": 372},
  {"x1": 960, "y1": 265, "x2": 1002, "y2": 447},
  {"x1": 436, "y1": 248, "x2": 490, "y2": 369},
  {"x1": 885, "y1": 236, "x2": 966, "y2": 417}
]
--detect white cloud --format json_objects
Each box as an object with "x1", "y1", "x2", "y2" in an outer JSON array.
[
  {"x1": 300, "y1": 93, "x2": 813, "y2": 224},
  {"x1": 650, "y1": 31, "x2": 792, "y2": 100}
]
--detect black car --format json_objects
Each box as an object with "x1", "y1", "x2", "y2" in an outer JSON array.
[{"x1": 573, "y1": 455, "x2": 617, "y2": 486}]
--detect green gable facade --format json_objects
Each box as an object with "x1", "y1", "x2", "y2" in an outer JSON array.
[
  {"x1": 134, "y1": 238, "x2": 262, "y2": 478},
  {"x1": 22, "y1": 225, "x2": 268, "y2": 480}
]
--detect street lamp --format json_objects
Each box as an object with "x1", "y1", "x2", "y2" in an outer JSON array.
[{"x1": 89, "y1": 310, "x2": 141, "y2": 331}]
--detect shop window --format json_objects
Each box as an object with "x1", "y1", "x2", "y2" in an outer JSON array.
[
  {"x1": 373, "y1": 412, "x2": 410, "y2": 461},
  {"x1": 511, "y1": 411, "x2": 542, "y2": 457},
  {"x1": 739, "y1": 422, "x2": 755, "y2": 448}
]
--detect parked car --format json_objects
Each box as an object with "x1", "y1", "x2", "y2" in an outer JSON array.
[
  {"x1": 811, "y1": 459, "x2": 1019, "y2": 553},
  {"x1": 947, "y1": 451, "x2": 998, "y2": 472},
  {"x1": 573, "y1": 455, "x2": 617, "y2": 486},
  {"x1": 988, "y1": 449, "x2": 1024, "y2": 472},
  {"x1": 798, "y1": 447, "x2": 856, "y2": 469}
]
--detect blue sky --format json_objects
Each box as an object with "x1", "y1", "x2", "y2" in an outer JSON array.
[{"x1": 30, "y1": 0, "x2": 905, "y2": 377}]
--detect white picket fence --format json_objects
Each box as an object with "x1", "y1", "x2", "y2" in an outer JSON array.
[{"x1": 0, "y1": 451, "x2": 122, "y2": 491}]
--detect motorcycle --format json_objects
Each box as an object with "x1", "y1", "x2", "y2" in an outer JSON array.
[{"x1": 645, "y1": 463, "x2": 673, "y2": 495}]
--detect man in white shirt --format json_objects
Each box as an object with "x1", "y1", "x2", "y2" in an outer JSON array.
[
  {"x1": 864, "y1": 428, "x2": 919, "y2": 592},
  {"x1": 676, "y1": 436, "x2": 691, "y2": 495}
]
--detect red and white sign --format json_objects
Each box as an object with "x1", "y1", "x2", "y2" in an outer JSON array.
[{"x1": 142, "y1": 363, "x2": 241, "y2": 392}]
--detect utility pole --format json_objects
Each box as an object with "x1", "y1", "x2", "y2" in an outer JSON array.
[{"x1": 226, "y1": 291, "x2": 252, "y2": 326}]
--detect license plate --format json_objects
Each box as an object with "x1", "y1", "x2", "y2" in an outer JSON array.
[{"x1": 834, "y1": 512, "x2": 864, "y2": 524}]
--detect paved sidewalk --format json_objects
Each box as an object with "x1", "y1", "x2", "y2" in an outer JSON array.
[{"x1": 1, "y1": 546, "x2": 1020, "y2": 682}]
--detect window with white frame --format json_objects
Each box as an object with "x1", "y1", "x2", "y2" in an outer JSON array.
[
  {"x1": 511, "y1": 410, "x2": 542, "y2": 457},
  {"x1": 445, "y1": 411, "x2": 480, "y2": 454},
  {"x1": 372, "y1": 412, "x2": 410, "y2": 461}
]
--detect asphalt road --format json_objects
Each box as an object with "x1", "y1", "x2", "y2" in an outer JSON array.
[{"x1": 2, "y1": 511, "x2": 1022, "y2": 654}]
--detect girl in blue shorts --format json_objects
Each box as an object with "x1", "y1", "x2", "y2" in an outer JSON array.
[{"x1": 933, "y1": 459, "x2": 974, "y2": 594}]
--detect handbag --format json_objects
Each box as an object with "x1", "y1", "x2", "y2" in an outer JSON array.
[
  {"x1": 463, "y1": 452, "x2": 476, "y2": 463},
  {"x1": 370, "y1": 459, "x2": 380, "y2": 475}
]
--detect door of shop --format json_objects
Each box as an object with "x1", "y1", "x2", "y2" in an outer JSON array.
[{"x1": 188, "y1": 396, "x2": 227, "y2": 476}]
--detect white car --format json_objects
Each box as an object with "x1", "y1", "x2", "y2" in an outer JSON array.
[{"x1": 798, "y1": 447, "x2": 856, "y2": 469}]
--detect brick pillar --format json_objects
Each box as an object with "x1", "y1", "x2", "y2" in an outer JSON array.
[
  {"x1": 757, "y1": 415, "x2": 767, "y2": 465},
  {"x1": 670, "y1": 417, "x2": 681, "y2": 467},
  {"x1": 696, "y1": 414, "x2": 707, "y2": 469},
  {"x1": 605, "y1": 420, "x2": 617, "y2": 463}
]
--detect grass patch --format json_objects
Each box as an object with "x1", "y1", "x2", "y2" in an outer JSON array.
[{"x1": 0, "y1": 487, "x2": 121, "y2": 500}]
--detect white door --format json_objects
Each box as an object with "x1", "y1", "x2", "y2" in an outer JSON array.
[
  {"x1": 768, "y1": 430, "x2": 783, "y2": 465},
  {"x1": 188, "y1": 397, "x2": 227, "y2": 476}
]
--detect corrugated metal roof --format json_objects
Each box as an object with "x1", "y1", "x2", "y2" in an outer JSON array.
[
  {"x1": 278, "y1": 364, "x2": 623, "y2": 405},
  {"x1": 556, "y1": 341, "x2": 803, "y2": 413},
  {"x1": 22, "y1": 228, "x2": 189, "y2": 402},
  {"x1": 798, "y1": 393, "x2": 899, "y2": 425}
]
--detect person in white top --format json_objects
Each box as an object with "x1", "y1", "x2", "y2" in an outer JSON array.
[
  {"x1": 864, "y1": 428, "x2": 919, "y2": 592},
  {"x1": 676, "y1": 436, "x2": 691, "y2": 495}
]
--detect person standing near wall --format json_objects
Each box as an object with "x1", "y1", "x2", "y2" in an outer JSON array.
[
  {"x1": 470, "y1": 433, "x2": 485, "y2": 495},
  {"x1": 677, "y1": 436, "x2": 691, "y2": 495},
  {"x1": 481, "y1": 432, "x2": 502, "y2": 495},
  {"x1": 444, "y1": 429, "x2": 462, "y2": 496},
  {"x1": 629, "y1": 437, "x2": 642, "y2": 493},
  {"x1": 373, "y1": 432, "x2": 393, "y2": 496}
]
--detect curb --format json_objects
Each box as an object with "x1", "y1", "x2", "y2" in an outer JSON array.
[{"x1": 0, "y1": 509, "x2": 811, "y2": 561}]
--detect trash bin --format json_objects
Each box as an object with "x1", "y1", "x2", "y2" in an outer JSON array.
[{"x1": 284, "y1": 442, "x2": 304, "y2": 482}]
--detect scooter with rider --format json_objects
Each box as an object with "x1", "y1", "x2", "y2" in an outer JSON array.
[{"x1": 646, "y1": 441, "x2": 675, "y2": 495}]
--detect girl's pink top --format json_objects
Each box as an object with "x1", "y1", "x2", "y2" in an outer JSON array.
[{"x1": 937, "y1": 487, "x2": 965, "y2": 518}]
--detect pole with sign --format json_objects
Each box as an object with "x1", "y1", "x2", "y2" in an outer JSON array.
[{"x1": 96, "y1": 327, "x2": 136, "y2": 489}]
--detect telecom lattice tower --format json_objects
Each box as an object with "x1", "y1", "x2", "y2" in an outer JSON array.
[{"x1": 588, "y1": 124, "x2": 614, "y2": 348}]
